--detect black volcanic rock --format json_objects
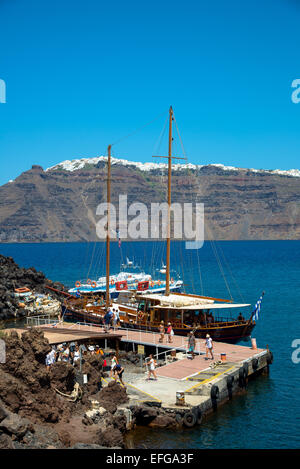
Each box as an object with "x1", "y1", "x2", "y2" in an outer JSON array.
[{"x1": 0, "y1": 255, "x2": 66, "y2": 320}]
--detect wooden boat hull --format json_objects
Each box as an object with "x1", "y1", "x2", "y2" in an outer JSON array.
[{"x1": 63, "y1": 305, "x2": 255, "y2": 344}]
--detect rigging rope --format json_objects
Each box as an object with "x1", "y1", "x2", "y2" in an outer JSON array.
[{"x1": 111, "y1": 111, "x2": 166, "y2": 147}]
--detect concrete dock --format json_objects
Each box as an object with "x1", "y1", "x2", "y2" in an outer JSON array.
[{"x1": 8, "y1": 319, "x2": 273, "y2": 427}]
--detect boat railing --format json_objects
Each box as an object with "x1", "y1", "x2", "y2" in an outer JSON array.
[{"x1": 203, "y1": 317, "x2": 248, "y2": 327}]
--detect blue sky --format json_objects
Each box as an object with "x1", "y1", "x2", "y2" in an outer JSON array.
[{"x1": 0, "y1": 0, "x2": 300, "y2": 185}]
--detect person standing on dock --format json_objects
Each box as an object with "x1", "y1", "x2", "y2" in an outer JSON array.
[
  {"x1": 112, "y1": 306, "x2": 120, "y2": 327},
  {"x1": 104, "y1": 308, "x2": 113, "y2": 332},
  {"x1": 205, "y1": 334, "x2": 214, "y2": 360},
  {"x1": 187, "y1": 331, "x2": 196, "y2": 359},
  {"x1": 167, "y1": 322, "x2": 174, "y2": 343},
  {"x1": 159, "y1": 321, "x2": 165, "y2": 343},
  {"x1": 146, "y1": 354, "x2": 158, "y2": 381}
]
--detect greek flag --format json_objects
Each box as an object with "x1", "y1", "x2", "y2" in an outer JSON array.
[{"x1": 252, "y1": 294, "x2": 264, "y2": 321}]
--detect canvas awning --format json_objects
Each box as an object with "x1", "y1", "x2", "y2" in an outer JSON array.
[{"x1": 154, "y1": 303, "x2": 251, "y2": 311}]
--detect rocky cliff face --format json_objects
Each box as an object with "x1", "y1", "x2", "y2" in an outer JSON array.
[{"x1": 0, "y1": 158, "x2": 299, "y2": 241}]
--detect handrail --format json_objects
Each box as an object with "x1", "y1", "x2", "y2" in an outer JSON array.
[{"x1": 25, "y1": 317, "x2": 201, "y2": 355}]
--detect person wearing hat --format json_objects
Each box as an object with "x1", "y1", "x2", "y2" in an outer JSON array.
[
  {"x1": 158, "y1": 321, "x2": 165, "y2": 343},
  {"x1": 166, "y1": 322, "x2": 174, "y2": 343},
  {"x1": 205, "y1": 334, "x2": 214, "y2": 360}
]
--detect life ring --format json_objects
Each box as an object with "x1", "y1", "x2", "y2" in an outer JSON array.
[
  {"x1": 91, "y1": 281, "x2": 97, "y2": 289},
  {"x1": 110, "y1": 279, "x2": 115, "y2": 286},
  {"x1": 171, "y1": 278, "x2": 174, "y2": 284},
  {"x1": 15, "y1": 287, "x2": 31, "y2": 294},
  {"x1": 183, "y1": 412, "x2": 196, "y2": 428},
  {"x1": 87, "y1": 279, "x2": 92, "y2": 285},
  {"x1": 158, "y1": 280, "x2": 161, "y2": 286},
  {"x1": 75, "y1": 281, "x2": 81, "y2": 288},
  {"x1": 210, "y1": 385, "x2": 219, "y2": 401},
  {"x1": 137, "y1": 312, "x2": 144, "y2": 321}
]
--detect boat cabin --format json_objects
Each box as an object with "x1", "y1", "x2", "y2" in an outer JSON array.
[{"x1": 136, "y1": 292, "x2": 251, "y2": 329}]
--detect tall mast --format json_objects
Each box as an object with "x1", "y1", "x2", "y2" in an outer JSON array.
[
  {"x1": 166, "y1": 106, "x2": 173, "y2": 296},
  {"x1": 106, "y1": 144, "x2": 111, "y2": 309},
  {"x1": 152, "y1": 106, "x2": 184, "y2": 296}
]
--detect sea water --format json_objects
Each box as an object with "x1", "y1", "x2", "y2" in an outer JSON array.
[{"x1": 1, "y1": 240, "x2": 299, "y2": 449}]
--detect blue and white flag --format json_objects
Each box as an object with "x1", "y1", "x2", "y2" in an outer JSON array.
[{"x1": 252, "y1": 294, "x2": 264, "y2": 321}]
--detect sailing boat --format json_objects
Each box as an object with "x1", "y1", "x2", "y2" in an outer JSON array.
[
  {"x1": 125, "y1": 257, "x2": 133, "y2": 267},
  {"x1": 64, "y1": 107, "x2": 256, "y2": 342}
]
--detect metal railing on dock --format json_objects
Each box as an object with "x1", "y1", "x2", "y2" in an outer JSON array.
[
  {"x1": 25, "y1": 316, "x2": 202, "y2": 357},
  {"x1": 26, "y1": 315, "x2": 62, "y2": 327},
  {"x1": 67, "y1": 321, "x2": 202, "y2": 356}
]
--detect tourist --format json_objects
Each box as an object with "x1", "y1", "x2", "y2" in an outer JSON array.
[
  {"x1": 61, "y1": 344, "x2": 70, "y2": 362},
  {"x1": 69, "y1": 341, "x2": 76, "y2": 355},
  {"x1": 113, "y1": 363, "x2": 125, "y2": 387},
  {"x1": 79, "y1": 343, "x2": 87, "y2": 356},
  {"x1": 104, "y1": 309, "x2": 113, "y2": 332},
  {"x1": 166, "y1": 322, "x2": 174, "y2": 343},
  {"x1": 45, "y1": 347, "x2": 56, "y2": 371},
  {"x1": 73, "y1": 345, "x2": 80, "y2": 363},
  {"x1": 159, "y1": 321, "x2": 165, "y2": 343},
  {"x1": 95, "y1": 346, "x2": 104, "y2": 356},
  {"x1": 187, "y1": 331, "x2": 196, "y2": 359},
  {"x1": 205, "y1": 334, "x2": 214, "y2": 360},
  {"x1": 103, "y1": 357, "x2": 108, "y2": 371},
  {"x1": 45, "y1": 351, "x2": 52, "y2": 371},
  {"x1": 110, "y1": 353, "x2": 118, "y2": 377},
  {"x1": 146, "y1": 354, "x2": 157, "y2": 381},
  {"x1": 112, "y1": 306, "x2": 120, "y2": 327},
  {"x1": 237, "y1": 312, "x2": 244, "y2": 322},
  {"x1": 207, "y1": 313, "x2": 214, "y2": 324}
]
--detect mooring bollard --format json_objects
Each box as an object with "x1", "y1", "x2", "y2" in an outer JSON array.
[
  {"x1": 176, "y1": 390, "x2": 185, "y2": 406},
  {"x1": 251, "y1": 338, "x2": 257, "y2": 350}
]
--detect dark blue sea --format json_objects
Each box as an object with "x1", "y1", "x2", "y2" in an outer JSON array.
[{"x1": 1, "y1": 240, "x2": 299, "y2": 449}]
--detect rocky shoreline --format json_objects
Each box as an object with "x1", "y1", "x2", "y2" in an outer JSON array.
[
  {"x1": 0, "y1": 327, "x2": 182, "y2": 449},
  {"x1": 0, "y1": 254, "x2": 66, "y2": 322},
  {"x1": 0, "y1": 254, "x2": 187, "y2": 449}
]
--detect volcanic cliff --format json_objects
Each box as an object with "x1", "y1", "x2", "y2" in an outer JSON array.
[{"x1": 0, "y1": 158, "x2": 299, "y2": 242}]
